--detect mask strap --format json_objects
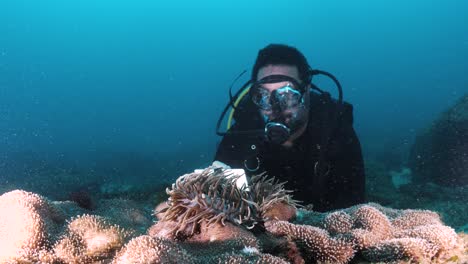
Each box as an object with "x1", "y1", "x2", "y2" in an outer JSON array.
[{"x1": 253, "y1": 75, "x2": 305, "y2": 93}]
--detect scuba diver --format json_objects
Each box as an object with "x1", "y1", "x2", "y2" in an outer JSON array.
[{"x1": 214, "y1": 44, "x2": 366, "y2": 212}]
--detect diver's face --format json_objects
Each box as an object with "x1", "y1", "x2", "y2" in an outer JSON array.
[{"x1": 256, "y1": 65, "x2": 310, "y2": 138}]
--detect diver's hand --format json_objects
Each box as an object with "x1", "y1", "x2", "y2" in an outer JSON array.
[
  {"x1": 195, "y1": 161, "x2": 248, "y2": 190},
  {"x1": 212, "y1": 160, "x2": 231, "y2": 170}
]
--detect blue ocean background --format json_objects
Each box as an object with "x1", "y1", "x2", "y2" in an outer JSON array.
[{"x1": 0, "y1": 0, "x2": 467, "y2": 210}]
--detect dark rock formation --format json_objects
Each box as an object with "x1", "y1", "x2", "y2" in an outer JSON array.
[{"x1": 409, "y1": 94, "x2": 468, "y2": 186}]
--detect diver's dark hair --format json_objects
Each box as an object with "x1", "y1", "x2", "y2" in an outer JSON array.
[{"x1": 251, "y1": 44, "x2": 311, "y2": 84}]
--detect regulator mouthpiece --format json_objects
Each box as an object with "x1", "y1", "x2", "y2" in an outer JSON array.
[{"x1": 265, "y1": 122, "x2": 290, "y2": 145}]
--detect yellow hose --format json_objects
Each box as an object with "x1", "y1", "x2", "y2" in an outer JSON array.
[{"x1": 227, "y1": 84, "x2": 251, "y2": 130}]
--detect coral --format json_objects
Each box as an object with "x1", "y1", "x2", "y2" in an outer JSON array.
[
  {"x1": 394, "y1": 224, "x2": 459, "y2": 257},
  {"x1": 96, "y1": 198, "x2": 153, "y2": 235},
  {"x1": 53, "y1": 233, "x2": 87, "y2": 263},
  {"x1": 322, "y1": 211, "x2": 353, "y2": 235},
  {"x1": 265, "y1": 220, "x2": 355, "y2": 264},
  {"x1": 362, "y1": 237, "x2": 440, "y2": 262},
  {"x1": 112, "y1": 235, "x2": 195, "y2": 264},
  {"x1": 263, "y1": 203, "x2": 464, "y2": 263},
  {"x1": 113, "y1": 235, "x2": 289, "y2": 264},
  {"x1": 352, "y1": 205, "x2": 392, "y2": 234},
  {"x1": 215, "y1": 252, "x2": 290, "y2": 264},
  {"x1": 54, "y1": 214, "x2": 128, "y2": 263},
  {"x1": 1, "y1": 183, "x2": 466, "y2": 263},
  {"x1": 391, "y1": 209, "x2": 442, "y2": 229},
  {"x1": 346, "y1": 205, "x2": 393, "y2": 249},
  {"x1": 0, "y1": 189, "x2": 64, "y2": 263}
]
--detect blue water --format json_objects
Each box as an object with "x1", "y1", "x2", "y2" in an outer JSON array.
[{"x1": 1, "y1": 0, "x2": 467, "y2": 193}]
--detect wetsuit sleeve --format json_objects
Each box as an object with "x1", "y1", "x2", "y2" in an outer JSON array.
[{"x1": 328, "y1": 104, "x2": 366, "y2": 209}]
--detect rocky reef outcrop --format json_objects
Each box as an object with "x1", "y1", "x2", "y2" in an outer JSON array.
[{"x1": 409, "y1": 94, "x2": 468, "y2": 186}]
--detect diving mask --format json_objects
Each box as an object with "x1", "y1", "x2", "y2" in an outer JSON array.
[
  {"x1": 250, "y1": 75, "x2": 309, "y2": 145},
  {"x1": 250, "y1": 75, "x2": 306, "y2": 111}
]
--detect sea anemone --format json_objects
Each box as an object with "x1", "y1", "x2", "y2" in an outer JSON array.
[{"x1": 157, "y1": 168, "x2": 298, "y2": 236}]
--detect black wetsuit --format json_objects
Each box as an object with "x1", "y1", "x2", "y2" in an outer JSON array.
[{"x1": 214, "y1": 91, "x2": 366, "y2": 212}]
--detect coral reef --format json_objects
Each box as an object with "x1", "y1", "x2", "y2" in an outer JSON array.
[
  {"x1": 297, "y1": 203, "x2": 465, "y2": 263},
  {"x1": 113, "y1": 235, "x2": 289, "y2": 264},
  {"x1": 0, "y1": 189, "x2": 144, "y2": 263},
  {"x1": 150, "y1": 169, "x2": 466, "y2": 263},
  {"x1": 0, "y1": 168, "x2": 466, "y2": 263}
]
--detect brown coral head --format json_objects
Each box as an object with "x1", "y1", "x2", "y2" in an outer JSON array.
[{"x1": 323, "y1": 211, "x2": 353, "y2": 235}]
